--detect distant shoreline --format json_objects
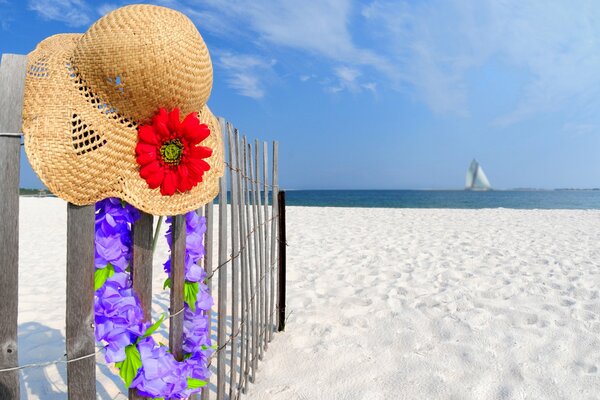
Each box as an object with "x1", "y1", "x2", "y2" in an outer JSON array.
[{"x1": 19, "y1": 188, "x2": 600, "y2": 209}]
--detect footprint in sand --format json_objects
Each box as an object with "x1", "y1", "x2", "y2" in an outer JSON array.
[{"x1": 265, "y1": 385, "x2": 309, "y2": 400}]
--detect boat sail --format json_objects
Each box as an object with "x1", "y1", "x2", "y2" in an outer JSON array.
[{"x1": 465, "y1": 159, "x2": 492, "y2": 190}]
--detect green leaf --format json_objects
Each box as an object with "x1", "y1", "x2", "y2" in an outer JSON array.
[
  {"x1": 142, "y1": 313, "x2": 165, "y2": 339},
  {"x1": 117, "y1": 344, "x2": 142, "y2": 388},
  {"x1": 163, "y1": 278, "x2": 172, "y2": 290},
  {"x1": 94, "y1": 263, "x2": 115, "y2": 291},
  {"x1": 187, "y1": 377, "x2": 207, "y2": 389},
  {"x1": 201, "y1": 344, "x2": 218, "y2": 350},
  {"x1": 184, "y1": 281, "x2": 199, "y2": 312}
]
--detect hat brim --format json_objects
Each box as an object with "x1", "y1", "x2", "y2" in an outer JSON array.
[{"x1": 22, "y1": 34, "x2": 224, "y2": 216}]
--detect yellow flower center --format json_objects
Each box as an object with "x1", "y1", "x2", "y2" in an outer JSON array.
[{"x1": 160, "y1": 139, "x2": 184, "y2": 166}]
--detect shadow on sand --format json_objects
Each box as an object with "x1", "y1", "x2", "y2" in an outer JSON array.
[{"x1": 15, "y1": 312, "x2": 244, "y2": 399}]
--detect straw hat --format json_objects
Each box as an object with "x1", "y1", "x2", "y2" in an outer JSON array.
[{"x1": 22, "y1": 4, "x2": 224, "y2": 216}]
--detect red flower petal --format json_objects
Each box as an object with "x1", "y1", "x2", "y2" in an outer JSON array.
[
  {"x1": 136, "y1": 151, "x2": 157, "y2": 166},
  {"x1": 187, "y1": 123, "x2": 211, "y2": 144},
  {"x1": 140, "y1": 160, "x2": 161, "y2": 179},
  {"x1": 189, "y1": 145, "x2": 212, "y2": 159},
  {"x1": 160, "y1": 169, "x2": 177, "y2": 196},
  {"x1": 136, "y1": 142, "x2": 157, "y2": 156},
  {"x1": 152, "y1": 108, "x2": 168, "y2": 126},
  {"x1": 180, "y1": 112, "x2": 208, "y2": 143},
  {"x1": 197, "y1": 159, "x2": 211, "y2": 172},
  {"x1": 146, "y1": 168, "x2": 164, "y2": 189},
  {"x1": 188, "y1": 159, "x2": 211, "y2": 178},
  {"x1": 136, "y1": 108, "x2": 213, "y2": 196},
  {"x1": 138, "y1": 125, "x2": 159, "y2": 145},
  {"x1": 181, "y1": 112, "x2": 199, "y2": 129},
  {"x1": 177, "y1": 165, "x2": 193, "y2": 192},
  {"x1": 167, "y1": 108, "x2": 181, "y2": 133},
  {"x1": 155, "y1": 121, "x2": 170, "y2": 140}
]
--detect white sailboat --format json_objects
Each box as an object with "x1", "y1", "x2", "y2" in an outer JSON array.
[{"x1": 465, "y1": 159, "x2": 492, "y2": 191}]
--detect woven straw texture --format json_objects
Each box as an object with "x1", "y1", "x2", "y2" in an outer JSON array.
[{"x1": 22, "y1": 4, "x2": 224, "y2": 216}]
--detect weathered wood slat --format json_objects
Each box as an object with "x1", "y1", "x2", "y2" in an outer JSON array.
[
  {"x1": 262, "y1": 141, "x2": 270, "y2": 349},
  {"x1": 241, "y1": 136, "x2": 253, "y2": 391},
  {"x1": 227, "y1": 123, "x2": 241, "y2": 399},
  {"x1": 269, "y1": 142, "x2": 279, "y2": 341},
  {"x1": 129, "y1": 211, "x2": 154, "y2": 400},
  {"x1": 0, "y1": 53, "x2": 27, "y2": 400},
  {"x1": 66, "y1": 204, "x2": 96, "y2": 399},
  {"x1": 254, "y1": 140, "x2": 265, "y2": 360},
  {"x1": 216, "y1": 175, "x2": 228, "y2": 400},
  {"x1": 190, "y1": 207, "x2": 204, "y2": 400},
  {"x1": 0, "y1": 54, "x2": 27, "y2": 134},
  {"x1": 200, "y1": 200, "x2": 214, "y2": 400},
  {"x1": 132, "y1": 212, "x2": 154, "y2": 320},
  {"x1": 235, "y1": 129, "x2": 249, "y2": 398},
  {"x1": 0, "y1": 135, "x2": 20, "y2": 400},
  {"x1": 169, "y1": 215, "x2": 186, "y2": 361},
  {"x1": 247, "y1": 142, "x2": 259, "y2": 381},
  {"x1": 277, "y1": 191, "x2": 287, "y2": 332}
]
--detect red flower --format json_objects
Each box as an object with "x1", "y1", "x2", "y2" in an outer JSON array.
[{"x1": 135, "y1": 108, "x2": 212, "y2": 196}]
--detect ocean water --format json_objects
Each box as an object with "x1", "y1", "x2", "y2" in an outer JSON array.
[{"x1": 281, "y1": 190, "x2": 600, "y2": 209}]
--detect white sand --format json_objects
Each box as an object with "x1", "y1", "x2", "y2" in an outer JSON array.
[{"x1": 15, "y1": 198, "x2": 600, "y2": 399}]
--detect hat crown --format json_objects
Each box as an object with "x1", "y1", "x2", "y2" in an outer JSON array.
[{"x1": 71, "y1": 4, "x2": 213, "y2": 123}]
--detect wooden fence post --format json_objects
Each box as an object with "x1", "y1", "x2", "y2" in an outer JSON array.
[
  {"x1": 247, "y1": 142, "x2": 259, "y2": 381},
  {"x1": 241, "y1": 136, "x2": 253, "y2": 391},
  {"x1": 0, "y1": 97, "x2": 280, "y2": 398},
  {"x1": 268, "y1": 142, "x2": 279, "y2": 341},
  {"x1": 200, "y1": 200, "x2": 214, "y2": 400},
  {"x1": 262, "y1": 142, "x2": 270, "y2": 349},
  {"x1": 66, "y1": 204, "x2": 97, "y2": 399},
  {"x1": 0, "y1": 53, "x2": 27, "y2": 400},
  {"x1": 169, "y1": 215, "x2": 186, "y2": 361},
  {"x1": 216, "y1": 174, "x2": 228, "y2": 400},
  {"x1": 234, "y1": 129, "x2": 248, "y2": 396},
  {"x1": 227, "y1": 123, "x2": 240, "y2": 399},
  {"x1": 277, "y1": 191, "x2": 287, "y2": 332},
  {"x1": 129, "y1": 211, "x2": 154, "y2": 400},
  {"x1": 254, "y1": 140, "x2": 265, "y2": 360}
]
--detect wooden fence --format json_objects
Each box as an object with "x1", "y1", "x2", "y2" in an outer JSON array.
[{"x1": 0, "y1": 53, "x2": 286, "y2": 400}]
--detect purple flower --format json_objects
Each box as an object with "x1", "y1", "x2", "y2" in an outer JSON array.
[
  {"x1": 183, "y1": 303, "x2": 211, "y2": 354},
  {"x1": 94, "y1": 199, "x2": 145, "y2": 363},
  {"x1": 94, "y1": 279, "x2": 147, "y2": 362},
  {"x1": 132, "y1": 337, "x2": 190, "y2": 398},
  {"x1": 94, "y1": 234, "x2": 129, "y2": 271},
  {"x1": 94, "y1": 200, "x2": 212, "y2": 397},
  {"x1": 164, "y1": 213, "x2": 208, "y2": 282}
]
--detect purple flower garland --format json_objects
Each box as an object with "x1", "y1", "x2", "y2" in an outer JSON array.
[{"x1": 94, "y1": 198, "x2": 213, "y2": 398}]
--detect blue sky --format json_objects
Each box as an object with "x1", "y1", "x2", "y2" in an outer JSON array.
[{"x1": 2, "y1": 0, "x2": 600, "y2": 190}]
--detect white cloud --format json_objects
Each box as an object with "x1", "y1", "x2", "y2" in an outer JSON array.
[
  {"x1": 0, "y1": 0, "x2": 11, "y2": 30},
  {"x1": 327, "y1": 66, "x2": 367, "y2": 94},
  {"x1": 362, "y1": 0, "x2": 600, "y2": 122},
  {"x1": 26, "y1": 0, "x2": 600, "y2": 122},
  {"x1": 175, "y1": 0, "x2": 395, "y2": 82},
  {"x1": 327, "y1": 66, "x2": 378, "y2": 94},
  {"x1": 28, "y1": 0, "x2": 92, "y2": 26},
  {"x1": 362, "y1": 82, "x2": 377, "y2": 93},
  {"x1": 216, "y1": 51, "x2": 276, "y2": 99},
  {"x1": 97, "y1": 3, "x2": 118, "y2": 16},
  {"x1": 562, "y1": 122, "x2": 598, "y2": 138}
]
